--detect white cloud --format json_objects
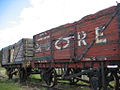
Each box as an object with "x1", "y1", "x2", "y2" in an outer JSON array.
[
  {"x1": 8, "y1": 21, "x2": 18, "y2": 25},
  {"x1": 0, "y1": 0, "x2": 119, "y2": 49}
]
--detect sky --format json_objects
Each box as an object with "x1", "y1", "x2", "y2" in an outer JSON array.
[{"x1": 0, "y1": 0, "x2": 120, "y2": 49}]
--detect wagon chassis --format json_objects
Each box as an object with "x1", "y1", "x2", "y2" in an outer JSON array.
[
  {"x1": 2, "y1": 60, "x2": 120, "y2": 90},
  {"x1": 2, "y1": 63, "x2": 32, "y2": 82},
  {"x1": 30, "y1": 60, "x2": 120, "y2": 90}
]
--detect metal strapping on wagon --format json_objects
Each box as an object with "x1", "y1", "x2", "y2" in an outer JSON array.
[
  {"x1": 64, "y1": 69, "x2": 95, "y2": 79},
  {"x1": 33, "y1": 55, "x2": 52, "y2": 61}
]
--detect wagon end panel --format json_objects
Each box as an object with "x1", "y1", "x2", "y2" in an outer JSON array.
[
  {"x1": 22, "y1": 39, "x2": 34, "y2": 61},
  {"x1": 1, "y1": 46, "x2": 13, "y2": 65}
]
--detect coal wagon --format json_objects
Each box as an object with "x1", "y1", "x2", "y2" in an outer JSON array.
[
  {"x1": 31, "y1": 4, "x2": 120, "y2": 89},
  {"x1": 0, "y1": 3, "x2": 120, "y2": 90},
  {"x1": 1, "y1": 38, "x2": 33, "y2": 80}
]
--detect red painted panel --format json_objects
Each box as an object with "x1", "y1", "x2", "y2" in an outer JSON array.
[
  {"x1": 33, "y1": 5, "x2": 120, "y2": 63},
  {"x1": 54, "y1": 49, "x2": 71, "y2": 59}
]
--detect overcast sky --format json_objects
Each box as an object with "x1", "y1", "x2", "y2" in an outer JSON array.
[{"x1": 0, "y1": 0, "x2": 120, "y2": 49}]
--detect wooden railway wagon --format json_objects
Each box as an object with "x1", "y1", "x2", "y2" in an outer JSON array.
[
  {"x1": 0, "y1": 4, "x2": 120, "y2": 90},
  {"x1": 31, "y1": 4, "x2": 120, "y2": 90},
  {"x1": 1, "y1": 38, "x2": 33, "y2": 80}
]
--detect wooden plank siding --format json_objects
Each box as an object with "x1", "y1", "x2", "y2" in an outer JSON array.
[{"x1": 33, "y1": 5, "x2": 120, "y2": 63}]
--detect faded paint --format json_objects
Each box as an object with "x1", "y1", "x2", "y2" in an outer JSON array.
[{"x1": 33, "y1": 6, "x2": 120, "y2": 62}]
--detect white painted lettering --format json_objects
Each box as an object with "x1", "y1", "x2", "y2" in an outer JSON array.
[
  {"x1": 55, "y1": 36, "x2": 74, "y2": 50},
  {"x1": 78, "y1": 31, "x2": 87, "y2": 46},
  {"x1": 95, "y1": 27, "x2": 106, "y2": 43}
]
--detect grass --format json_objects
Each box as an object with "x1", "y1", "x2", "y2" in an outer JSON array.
[
  {"x1": 30, "y1": 74, "x2": 41, "y2": 79},
  {"x1": 0, "y1": 80, "x2": 21, "y2": 90},
  {"x1": 0, "y1": 67, "x2": 22, "y2": 90},
  {"x1": 0, "y1": 67, "x2": 5, "y2": 71}
]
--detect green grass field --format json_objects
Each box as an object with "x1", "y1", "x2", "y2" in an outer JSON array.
[
  {"x1": 0, "y1": 80, "x2": 21, "y2": 90},
  {"x1": 0, "y1": 67, "x2": 22, "y2": 90}
]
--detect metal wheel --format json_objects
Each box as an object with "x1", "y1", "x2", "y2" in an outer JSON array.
[
  {"x1": 106, "y1": 72, "x2": 119, "y2": 90},
  {"x1": 90, "y1": 76, "x2": 100, "y2": 90},
  {"x1": 45, "y1": 69, "x2": 57, "y2": 87}
]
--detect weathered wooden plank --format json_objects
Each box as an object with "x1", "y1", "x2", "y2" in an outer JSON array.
[{"x1": 1, "y1": 38, "x2": 33, "y2": 65}]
